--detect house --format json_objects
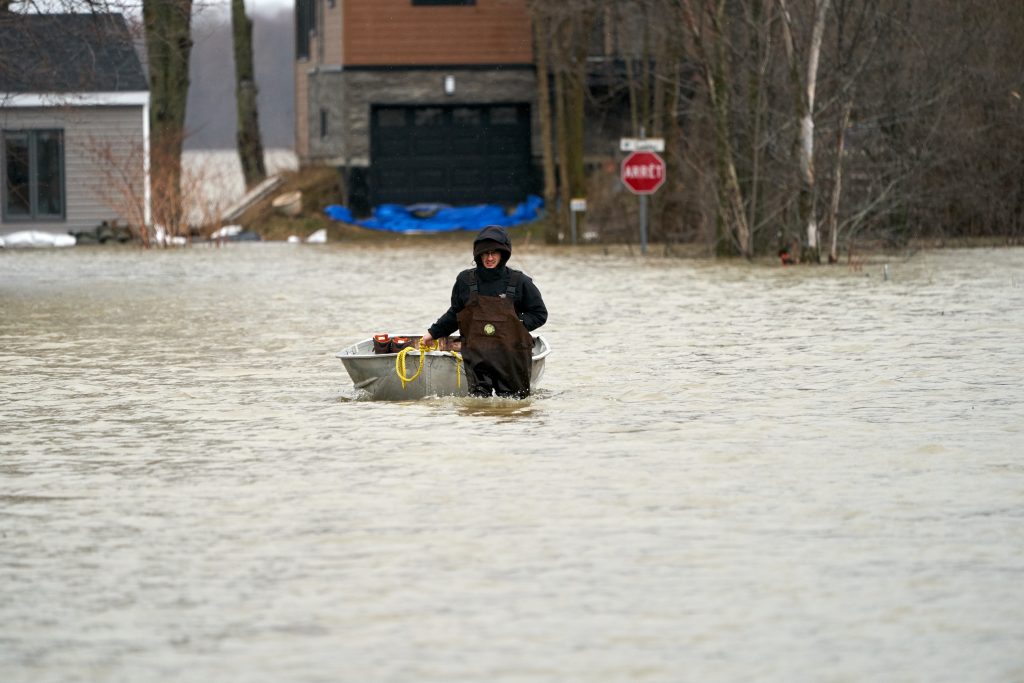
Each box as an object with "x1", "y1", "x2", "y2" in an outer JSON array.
[
  {"x1": 0, "y1": 12, "x2": 149, "y2": 238},
  {"x1": 294, "y1": 0, "x2": 538, "y2": 212}
]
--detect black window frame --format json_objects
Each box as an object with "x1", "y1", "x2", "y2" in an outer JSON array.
[
  {"x1": 412, "y1": 0, "x2": 475, "y2": 6},
  {"x1": 2, "y1": 128, "x2": 66, "y2": 223},
  {"x1": 295, "y1": 0, "x2": 317, "y2": 60}
]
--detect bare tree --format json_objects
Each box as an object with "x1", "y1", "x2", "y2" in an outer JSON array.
[
  {"x1": 529, "y1": 3, "x2": 559, "y2": 244},
  {"x1": 143, "y1": 0, "x2": 194, "y2": 235},
  {"x1": 231, "y1": 0, "x2": 266, "y2": 189},
  {"x1": 530, "y1": 2, "x2": 599, "y2": 242},
  {"x1": 778, "y1": 0, "x2": 831, "y2": 263},
  {"x1": 680, "y1": 0, "x2": 752, "y2": 257}
]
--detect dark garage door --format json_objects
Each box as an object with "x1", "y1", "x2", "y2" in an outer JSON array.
[{"x1": 370, "y1": 103, "x2": 532, "y2": 206}]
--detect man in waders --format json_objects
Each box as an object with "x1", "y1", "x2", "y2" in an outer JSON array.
[{"x1": 420, "y1": 225, "x2": 547, "y2": 398}]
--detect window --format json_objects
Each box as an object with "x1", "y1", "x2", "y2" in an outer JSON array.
[
  {"x1": 414, "y1": 108, "x2": 444, "y2": 127},
  {"x1": 377, "y1": 109, "x2": 407, "y2": 128},
  {"x1": 453, "y1": 107, "x2": 482, "y2": 127},
  {"x1": 320, "y1": 109, "x2": 329, "y2": 139},
  {"x1": 412, "y1": 0, "x2": 475, "y2": 5},
  {"x1": 489, "y1": 107, "x2": 519, "y2": 125},
  {"x1": 295, "y1": 0, "x2": 317, "y2": 60},
  {"x1": 3, "y1": 129, "x2": 65, "y2": 221}
]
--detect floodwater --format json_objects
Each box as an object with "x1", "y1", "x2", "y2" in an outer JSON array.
[{"x1": 1, "y1": 243, "x2": 1022, "y2": 683}]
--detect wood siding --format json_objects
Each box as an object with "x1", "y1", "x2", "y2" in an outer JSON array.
[
  {"x1": 1, "y1": 105, "x2": 146, "y2": 235},
  {"x1": 342, "y1": 0, "x2": 532, "y2": 66}
]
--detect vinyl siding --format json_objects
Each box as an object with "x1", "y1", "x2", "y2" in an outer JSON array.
[{"x1": 1, "y1": 105, "x2": 146, "y2": 235}]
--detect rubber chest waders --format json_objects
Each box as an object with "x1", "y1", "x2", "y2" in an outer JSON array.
[{"x1": 457, "y1": 271, "x2": 533, "y2": 397}]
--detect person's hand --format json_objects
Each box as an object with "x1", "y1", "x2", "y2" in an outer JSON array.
[{"x1": 420, "y1": 332, "x2": 434, "y2": 347}]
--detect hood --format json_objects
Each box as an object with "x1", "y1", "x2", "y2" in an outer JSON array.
[{"x1": 473, "y1": 225, "x2": 512, "y2": 268}]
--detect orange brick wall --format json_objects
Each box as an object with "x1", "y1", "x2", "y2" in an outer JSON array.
[{"x1": 341, "y1": 0, "x2": 532, "y2": 66}]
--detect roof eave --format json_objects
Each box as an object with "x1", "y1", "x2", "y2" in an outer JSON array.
[{"x1": 0, "y1": 91, "x2": 150, "y2": 107}]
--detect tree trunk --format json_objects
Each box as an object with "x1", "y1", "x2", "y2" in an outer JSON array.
[
  {"x1": 232, "y1": 0, "x2": 266, "y2": 190},
  {"x1": 827, "y1": 100, "x2": 852, "y2": 263},
  {"x1": 778, "y1": 0, "x2": 831, "y2": 263},
  {"x1": 640, "y1": 5, "x2": 651, "y2": 132},
  {"x1": 531, "y1": 9, "x2": 559, "y2": 244},
  {"x1": 566, "y1": 27, "x2": 588, "y2": 203},
  {"x1": 621, "y1": 2, "x2": 640, "y2": 136},
  {"x1": 566, "y1": 9, "x2": 599, "y2": 244},
  {"x1": 651, "y1": 27, "x2": 667, "y2": 138},
  {"x1": 553, "y1": 25, "x2": 571, "y2": 241},
  {"x1": 682, "y1": 0, "x2": 751, "y2": 257},
  {"x1": 746, "y1": 0, "x2": 771, "y2": 246},
  {"x1": 143, "y1": 0, "x2": 194, "y2": 237}
]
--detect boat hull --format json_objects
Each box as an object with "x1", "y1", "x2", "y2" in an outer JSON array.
[{"x1": 337, "y1": 334, "x2": 550, "y2": 400}]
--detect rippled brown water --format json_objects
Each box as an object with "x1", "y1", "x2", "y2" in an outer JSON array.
[{"x1": 2, "y1": 243, "x2": 1023, "y2": 682}]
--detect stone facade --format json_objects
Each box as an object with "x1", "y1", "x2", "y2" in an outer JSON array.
[
  {"x1": 303, "y1": 65, "x2": 538, "y2": 212},
  {"x1": 305, "y1": 65, "x2": 537, "y2": 166}
]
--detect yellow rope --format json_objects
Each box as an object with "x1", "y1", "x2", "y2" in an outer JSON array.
[
  {"x1": 451, "y1": 350, "x2": 463, "y2": 389},
  {"x1": 395, "y1": 342, "x2": 431, "y2": 389},
  {"x1": 395, "y1": 340, "x2": 463, "y2": 390}
]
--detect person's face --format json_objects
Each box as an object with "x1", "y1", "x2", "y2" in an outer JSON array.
[{"x1": 481, "y1": 250, "x2": 501, "y2": 269}]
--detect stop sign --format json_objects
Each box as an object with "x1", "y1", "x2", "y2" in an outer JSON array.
[{"x1": 621, "y1": 151, "x2": 666, "y2": 195}]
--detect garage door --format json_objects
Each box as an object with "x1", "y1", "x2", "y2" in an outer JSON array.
[{"x1": 370, "y1": 103, "x2": 532, "y2": 206}]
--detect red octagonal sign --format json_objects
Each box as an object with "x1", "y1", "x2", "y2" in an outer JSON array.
[{"x1": 621, "y1": 151, "x2": 666, "y2": 195}]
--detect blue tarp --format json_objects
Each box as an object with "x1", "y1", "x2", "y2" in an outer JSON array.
[{"x1": 324, "y1": 195, "x2": 543, "y2": 234}]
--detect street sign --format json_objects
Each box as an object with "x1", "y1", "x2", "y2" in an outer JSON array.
[
  {"x1": 570, "y1": 198, "x2": 587, "y2": 212},
  {"x1": 620, "y1": 137, "x2": 665, "y2": 152},
  {"x1": 621, "y1": 151, "x2": 666, "y2": 195}
]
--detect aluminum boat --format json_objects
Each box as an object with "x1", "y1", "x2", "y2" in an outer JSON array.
[{"x1": 337, "y1": 334, "x2": 551, "y2": 400}]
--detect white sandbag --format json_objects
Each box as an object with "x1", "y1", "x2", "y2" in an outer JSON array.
[
  {"x1": 0, "y1": 230, "x2": 76, "y2": 248},
  {"x1": 210, "y1": 225, "x2": 243, "y2": 239}
]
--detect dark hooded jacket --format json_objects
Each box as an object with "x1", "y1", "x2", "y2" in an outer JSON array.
[{"x1": 427, "y1": 225, "x2": 548, "y2": 339}]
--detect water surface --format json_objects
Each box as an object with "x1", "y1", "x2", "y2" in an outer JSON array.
[{"x1": 2, "y1": 243, "x2": 1022, "y2": 682}]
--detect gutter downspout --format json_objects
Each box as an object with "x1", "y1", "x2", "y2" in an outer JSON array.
[{"x1": 143, "y1": 98, "x2": 152, "y2": 227}]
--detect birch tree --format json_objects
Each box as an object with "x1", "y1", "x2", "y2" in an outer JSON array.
[
  {"x1": 680, "y1": 0, "x2": 752, "y2": 257},
  {"x1": 777, "y1": 0, "x2": 831, "y2": 263},
  {"x1": 819, "y1": 0, "x2": 881, "y2": 262}
]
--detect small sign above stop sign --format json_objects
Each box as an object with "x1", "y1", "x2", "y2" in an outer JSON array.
[{"x1": 621, "y1": 151, "x2": 666, "y2": 195}]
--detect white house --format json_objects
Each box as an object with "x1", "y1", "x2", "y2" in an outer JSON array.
[{"x1": 0, "y1": 12, "x2": 150, "y2": 238}]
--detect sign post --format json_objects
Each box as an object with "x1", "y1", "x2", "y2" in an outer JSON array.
[
  {"x1": 620, "y1": 137, "x2": 666, "y2": 153},
  {"x1": 569, "y1": 198, "x2": 587, "y2": 245},
  {"x1": 620, "y1": 149, "x2": 666, "y2": 255}
]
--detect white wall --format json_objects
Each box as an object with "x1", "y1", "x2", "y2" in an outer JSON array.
[{"x1": 1, "y1": 104, "x2": 146, "y2": 236}]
